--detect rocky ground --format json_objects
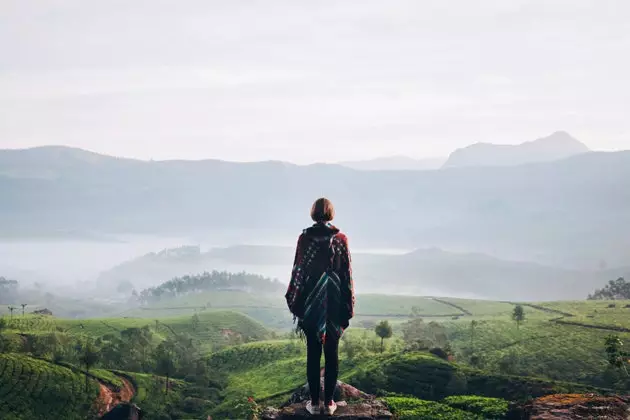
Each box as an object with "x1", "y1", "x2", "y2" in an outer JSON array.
[
  {"x1": 262, "y1": 400, "x2": 392, "y2": 420},
  {"x1": 529, "y1": 393, "x2": 630, "y2": 419}
]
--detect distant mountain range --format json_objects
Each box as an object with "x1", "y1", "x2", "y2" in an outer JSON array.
[
  {"x1": 1, "y1": 135, "x2": 629, "y2": 271},
  {"x1": 338, "y1": 156, "x2": 445, "y2": 171},
  {"x1": 97, "y1": 245, "x2": 629, "y2": 300},
  {"x1": 442, "y1": 131, "x2": 590, "y2": 168},
  {"x1": 334, "y1": 131, "x2": 589, "y2": 171}
]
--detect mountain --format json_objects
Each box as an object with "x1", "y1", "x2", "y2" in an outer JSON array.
[
  {"x1": 96, "y1": 245, "x2": 630, "y2": 300},
  {"x1": 1, "y1": 145, "x2": 630, "y2": 269},
  {"x1": 443, "y1": 131, "x2": 590, "y2": 168},
  {"x1": 338, "y1": 156, "x2": 445, "y2": 171}
]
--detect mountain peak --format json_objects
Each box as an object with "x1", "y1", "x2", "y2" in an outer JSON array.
[{"x1": 443, "y1": 131, "x2": 590, "y2": 168}]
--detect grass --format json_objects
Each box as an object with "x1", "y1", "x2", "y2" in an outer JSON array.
[
  {"x1": 208, "y1": 339, "x2": 305, "y2": 373},
  {"x1": 354, "y1": 295, "x2": 459, "y2": 316},
  {"x1": 1, "y1": 310, "x2": 271, "y2": 351},
  {"x1": 442, "y1": 396, "x2": 509, "y2": 418},
  {"x1": 0, "y1": 353, "x2": 100, "y2": 420},
  {"x1": 384, "y1": 396, "x2": 481, "y2": 420}
]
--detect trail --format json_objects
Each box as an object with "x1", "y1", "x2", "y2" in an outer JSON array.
[
  {"x1": 501, "y1": 301, "x2": 575, "y2": 317},
  {"x1": 429, "y1": 297, "x2": 471, "y2": 316},
  {"x1": 97, "y1": 376, "x2": 135, "y2": 417}
]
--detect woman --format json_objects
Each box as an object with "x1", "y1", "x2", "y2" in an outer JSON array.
[{"x1": 285, "y1": 197, "x2": 355, "y2": 416}]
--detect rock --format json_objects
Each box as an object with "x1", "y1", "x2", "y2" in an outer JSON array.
[
  {"x1": 529, "y1": 393, "x2": 630, "y2": 419},
  {"x1": 261, "y1": 400, "x2": 392, "y2": 420},
  {"x1": 266, "y1": 380, "x2": 390, "y2": 419},
  {"x1": 283, "y1": 380, "x2": 371, "y2": 407}
]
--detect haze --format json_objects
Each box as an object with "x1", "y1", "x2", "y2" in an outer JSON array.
[{"x1": 1, "y1": 0, "x2": 629, "y2": 163}]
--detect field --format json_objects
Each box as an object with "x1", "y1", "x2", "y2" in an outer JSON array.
[
  {"x1": 4, "y1": 294, "x2": 630, "y2": 419},
  {"x1": 1, "y1": 310, "x2": 271, "y2": 351},
  {"x1": 122, "y1": 291, "x2": 469, "y2": 330},
  {"x1": 0, "y1": 353, "x2": 100, "y2": 420}
]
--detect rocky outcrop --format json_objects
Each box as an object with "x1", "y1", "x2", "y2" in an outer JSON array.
[
  {"x1": 264, "y1": 380, "x2": 390, "y2": 419},
  {"x1": 529, "y1": 394, "x2": 630, "y2": 419},
  {"x1": 261, "y1": 400, "x2": 392, "y2": 420}
]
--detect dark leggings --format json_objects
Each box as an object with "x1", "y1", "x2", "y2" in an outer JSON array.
[{"x1": 306, "y1": 331, "x2": 339, "y2": 404}]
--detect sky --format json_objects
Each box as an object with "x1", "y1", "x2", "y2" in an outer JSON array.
[{"x1": 0, "y1": 0, "x2": 629, "y2": 164}]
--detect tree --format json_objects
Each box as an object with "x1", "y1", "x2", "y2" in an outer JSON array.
[
  {"x1": 155, "y1": 343, "x2": 175, "y2": 394},
  {"x1": 470, "y1": 320, "x2": 478, "y2": 352},
  {"x1": 374, "y1": 320, "x2": 393, "y2": 353},
  {"x1": 78, "y1": 339, "x2": 100, "y2": 391},
  {"x1": 191, "y1": 314, "x2": 200, "y2": 332},
  {"x1": 7, "y1": 306, "x2": 16, "y2": 322},
  {"x1": 21, "y1": 304, "x2": 27, "y2": 316},
  {"x1": 605, "y1": 335, "x2": 629, "y2": 375},
  {"x1": 589, "y1": 277, "x2": 630, "y2": 300},
  {"x1": 512, "y1": 305, "x2": 525, "y2": 329}
]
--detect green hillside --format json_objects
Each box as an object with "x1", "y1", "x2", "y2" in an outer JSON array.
[
  {"x1": 2, "y1": 310, "x2": 270, "y2": 350},
  {"x1": 0, "y1": 353, "x2": 100, "y2": 420},
  {"x1": 3, "y1": 295, "x2": 630, "y2": 419}
]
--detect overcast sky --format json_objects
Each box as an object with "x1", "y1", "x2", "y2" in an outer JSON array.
[{"x1": 0, "y1": 0, "x2": 629, "y2": 163}]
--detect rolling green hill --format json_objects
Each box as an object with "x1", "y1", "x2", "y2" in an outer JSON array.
[
  {"x1": 0, "y1": 353, "x2": 100, "y2": 420},
  {"x1": 4, "y1": 295, "x2": 630, "y2": 419},
  {"x1": 1, "y1": 310, "x2": 270, "y2": 352}
]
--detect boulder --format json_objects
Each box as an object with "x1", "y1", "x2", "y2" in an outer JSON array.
[
  {"x1": 529, "y1": 393, "x2": 630, "y2": 419},
  {"x1": 261, "y1": 400, "x2": 392, "y2": 420}
]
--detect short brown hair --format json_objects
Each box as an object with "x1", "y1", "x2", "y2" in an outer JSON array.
[{"x1": 310, "y1": 197, "x2": 335, "y2": 222}]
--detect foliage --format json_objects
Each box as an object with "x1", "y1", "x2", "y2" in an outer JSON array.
[
  {"x1": 512, "y1": 305, "x2": 525, "y2": 329},
  {"x1": 208, "y1": 340, "x2": 303, "y2": 373},
  {"x1": 589, "y1": 278, "x2": 630, "y2": 300},
  {"x1": 402, "y1": 318, "x2": 450, "y2": 351},
  {"x1": 383, "y1": 396, "x2": 481, "y2": 420},
  {"x1": 138, "y1": 270, "x2": 283, "y2": 304},
  {"x1": 348, "y1": 351, "x2": 598, "y2": 402},
  {"x1": 605, "y1": 334, "x2": 630, "y2": 375},
  {"x1": 0, "y1": 353, "x2": 100, "y2": 420},
  {"x1": 375, "y1": 320, "x2": 393, "y2": 353},
  {"x1": 443, "y1": 395, "x2": 509, "y2": 418}
]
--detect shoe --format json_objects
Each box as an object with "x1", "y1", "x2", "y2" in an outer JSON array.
[
  {"x1": 324, "y1": 401, "x2": 337, "y2": 415},
  {"x1": 306, "y1": 401, "x2": 320, "y2": 415}
]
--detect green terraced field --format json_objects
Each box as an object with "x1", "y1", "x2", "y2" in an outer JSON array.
[
  {"x1": 2, "y1": 310, "x2": 271, "y2": 350},
  {"x1": 354, "y1": 295, "x2": 459, "y2": 316},
  {"x1": 0, "y1": 353, "x2": 100, "y2": 420}
]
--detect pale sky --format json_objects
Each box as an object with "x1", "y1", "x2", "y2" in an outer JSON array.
[{"x1": 0, "y1": 0, "x2": 629, "y2": 163}]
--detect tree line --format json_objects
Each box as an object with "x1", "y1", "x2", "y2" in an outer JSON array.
[
  {"x1": 138, "y1": 270, "x2": 284, "y2": 304},
  {"x1": 588, "y1": 277, "x2": 630, "y2": 300}
]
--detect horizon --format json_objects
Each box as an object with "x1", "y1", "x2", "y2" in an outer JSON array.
[{"x1": 1, "y1": 130, "x2": 625, "y2": 165}]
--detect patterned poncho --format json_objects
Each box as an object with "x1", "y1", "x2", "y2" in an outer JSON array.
[{"x1": 285, "y1": 223, "x2": 355, "y2": 343}]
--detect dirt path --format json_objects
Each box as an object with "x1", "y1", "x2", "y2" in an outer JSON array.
[{"x1": 97, "y1": 376, "x2": 135, "y2": 416}]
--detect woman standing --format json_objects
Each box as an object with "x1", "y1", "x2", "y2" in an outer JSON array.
[{"x1": 285, "y1": 198, "x2": 355, "y2": 416}]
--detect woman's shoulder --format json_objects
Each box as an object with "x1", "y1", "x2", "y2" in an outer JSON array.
[{"x1": 333, "y1": 231, "x2": 349, "y2": 245}]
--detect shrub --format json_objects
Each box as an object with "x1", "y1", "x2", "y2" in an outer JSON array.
[
  {"x1": 384, "y1": 397, "x2": 481, "y2": 420},
  {"x1": 429, "y1": 347, "x2": 449, "y2": 360},
  {"x1": 443, "y1": 396, "x2": 509, "y2": 418}
]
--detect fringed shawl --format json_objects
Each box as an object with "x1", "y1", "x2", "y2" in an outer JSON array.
[{"x1": 285, "y1": 223, "x2": 355, "y2": 343}]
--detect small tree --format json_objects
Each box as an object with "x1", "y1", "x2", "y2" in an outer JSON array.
[
  {"x1": 155, "y1": 343, "x2": 175, "y2": 394},
  {"x1": 79, "y1": 339, "x2": 100, "y2": 391},
  {"x1": 21, "y1": 304, "x2": 27, "y2": 317},
  {"x1": 7, "y1": 306, "x2": 16, "y2": 323},
  {"x1": 470, "y1": 320, "x2": 478, "y2": 353},
  {"x1": 191, "y1": 314, "x2": 200, "y2": 331},
  {"x1": 375, "y1": 320, "x2": 393, "y2": 353},
  {"x1": 605, "y1": 334, "x2": 629, "y2": 375},
  {"x1": 512, "y1": 305, "x2": 525, "y2": 330}
]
